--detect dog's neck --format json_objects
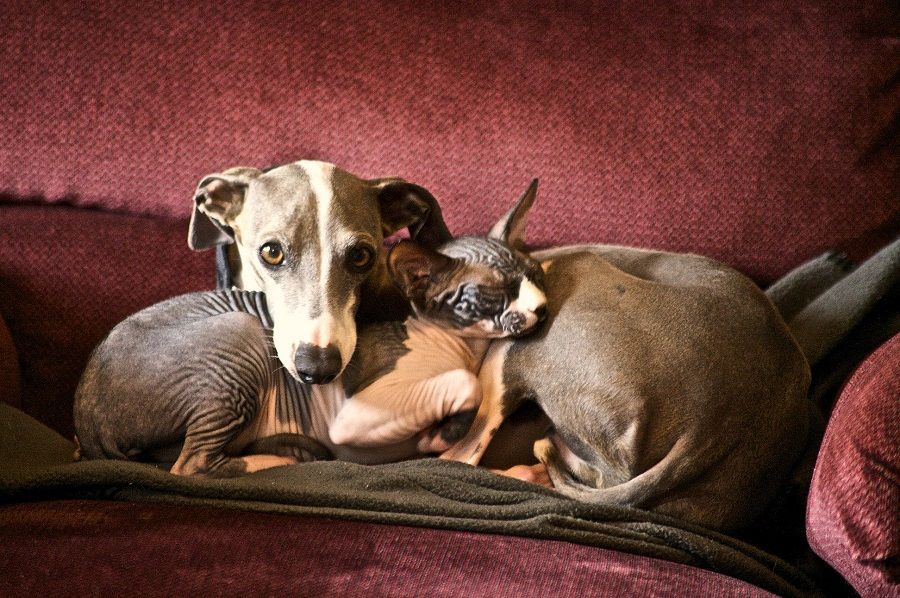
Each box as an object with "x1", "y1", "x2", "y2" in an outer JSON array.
[{"x1": 356, "y1": 258, "x2": 415, "y2": 323}]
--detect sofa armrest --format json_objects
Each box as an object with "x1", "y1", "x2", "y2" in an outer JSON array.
[
  {"x1": 807, "y1": 333, "x2": 900, "y2": 595},
  {"x1": 0, "y1": 313, "x2": 21, "y2": 408}
]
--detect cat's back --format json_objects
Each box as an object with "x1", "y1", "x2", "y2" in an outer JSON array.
[
  {"x1": 76, "y1": 291, "x2": 273, "y2": 422},
  {"x1": 347, "y1": 317, "x2": 480, "y2": 396},
  {"x1": 116, "y1": 290, "x2": 269, "y2": 332},
  {"x1": 74, "y1": 290, "x2": 274, "y2": 461}
]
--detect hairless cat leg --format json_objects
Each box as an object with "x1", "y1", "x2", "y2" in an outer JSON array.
[{"x1": 330, "y1": 369, "x2": 481, "y2": 449}]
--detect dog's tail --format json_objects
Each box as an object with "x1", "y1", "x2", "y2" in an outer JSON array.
[
  {"x1": 536, "y1": 432, "x2": 693, "y2": 509},
  {"x1": 767, "y1": 236, "x2": 900, "y2": 366},
  {"x1": 538, "y1": 432, "x2": 783, "y2": 532}
]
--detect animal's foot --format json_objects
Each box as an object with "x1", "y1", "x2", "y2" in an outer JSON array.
[
  {"x1": 491, "y1": 463, "x2": 553, "y2": 488},
  {"x1": 417, "y1": 429, "x2": 451, "y2": 453},
  {"x1": 171, "y1": 453, "x2": 299, "y2": 477},
  {"x1": 533, "y1": 437, "x2": 554, "y2": 462},
  {"x1": 417, "y1": 409, "x2": 477, "y2": 453},
  {"x1": 439, "y1": 439, "x2": 483, "y2": 465},
  {"x1": 825, "y1": 250, "x2": 854, "y2": 272},
  {"x1": 239, "y1": 454, "x2": 299, "y2": 473},
  {"x1": 439, "y1": 412, "x2": 505, "y2": 465}
]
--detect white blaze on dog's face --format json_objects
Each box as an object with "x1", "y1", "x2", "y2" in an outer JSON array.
[
  {"x1": 189, "y1": 160, "x2": 451, "y2": 384},
  {"x1": 225, "y1": 162, "x2": 376, "y2": 384}
]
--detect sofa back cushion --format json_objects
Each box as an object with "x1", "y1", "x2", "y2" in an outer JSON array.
[
  {"x1": 1, "y1": 0, "x2": 897, "y2": 283},
  {"x1": 0, "y1": 206, "x2": 212, "y2": 436}
]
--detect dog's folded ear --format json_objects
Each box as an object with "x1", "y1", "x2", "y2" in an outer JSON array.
[
  {"x1": 488, "y1": 179, "x2": 538, "y2": 250},
  {"x1": 188, "y1": 167, "x2": 261, "y2": 251},
  {"x1": 387, "y1": 240, "x2": 457, "y2": 299},
  {"x1": 372, "y1": 179, "x2": 453, "y2": 248}
]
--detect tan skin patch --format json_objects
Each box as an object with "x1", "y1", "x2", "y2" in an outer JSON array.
[
  {"x1": 239, "y1": 454, "x2": 298, "y2": 473},
  {"x1": 491, "y1": 463, "x2": 553, "y2": 487}
]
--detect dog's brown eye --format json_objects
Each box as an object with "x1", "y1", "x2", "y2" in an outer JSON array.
[
  {"x1": 259, "y1": 242, "x2": 285, "y2": 266},
  {"x1": 348, "y1": 245, "x2": 375, "y2": 271}
]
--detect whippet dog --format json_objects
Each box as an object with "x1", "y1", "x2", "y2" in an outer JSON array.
[
  {"x1": 428, "y1": 182, "x2": 900, "y2": 531},
  {"x1": 188, "y1": 160, "x2": 452, "y2": 384}
]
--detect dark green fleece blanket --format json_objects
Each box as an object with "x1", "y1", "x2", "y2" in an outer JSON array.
[{"x1": 0, "y1": 404, "x2": 816, "y2": 596}]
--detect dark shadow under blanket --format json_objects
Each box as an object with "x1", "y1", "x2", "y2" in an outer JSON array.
[{"x1": 0, "y1": 404, "x2": 818, "y2": 597}]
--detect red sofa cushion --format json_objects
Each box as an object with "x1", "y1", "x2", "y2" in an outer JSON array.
[
  {"x1": 0, "y1": 314, "x2": 20, "y2": 408},
  {"x1": 0, "y1": 500, "x2": 776, "y2": 597},
  {"x1": 0, "y1": 205, "x2": 212, "y2": 436},
  {"x1": 807, "y1": 333, "x2": 900, "y2": 596},
  {"x1": 1, "y1": 0, "x2": 897, "y2": 283}
]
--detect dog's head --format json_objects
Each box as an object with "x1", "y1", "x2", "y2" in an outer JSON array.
[
  {"x1": 188, "y1": 160, "x2": 451, "y2": 384},
  {"x1": 387, "y1": 180, "x2": 547, "y2": 339}
]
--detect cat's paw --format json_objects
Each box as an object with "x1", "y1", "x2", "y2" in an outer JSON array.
[{"x1": 417, "y1": 409, "x2": 477, "y2": 453}]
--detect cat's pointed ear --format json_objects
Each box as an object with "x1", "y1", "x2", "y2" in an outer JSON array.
[
  {"x1": 488, "y1": 179, "x2": 538, "y2": 250},
  {"x1": 387, "y1": 240, "x2": 457, "y2": 298}
]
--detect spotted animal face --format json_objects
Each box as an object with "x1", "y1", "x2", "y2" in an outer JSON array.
[
  {"x1": 388, "y1": 178, "x2": 549, "y2": 338},
  {"x1": 388, "y1": 238, "x2": 547, "y2": 338}
]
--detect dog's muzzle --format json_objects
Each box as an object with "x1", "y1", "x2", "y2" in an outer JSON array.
[
  {"x1": 294, "y1": 343, "x2": 342, "y2": 384},
  {"x1": 501, "y1": 305, "x2": 547, "y2": 337}
]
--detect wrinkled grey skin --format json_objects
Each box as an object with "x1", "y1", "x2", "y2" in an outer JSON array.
[
  {"x1": 74, "y1": 290, "x2": 422, "y2": 474},
  {"x1": 442, "y1": 183, "x2": 900, "y2": 532},
  {"x1": 73, "y1": 228, "x2": 547, "y2": 477}
]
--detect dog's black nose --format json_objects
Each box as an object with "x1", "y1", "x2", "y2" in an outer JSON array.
[
  {"x1": 294, "y1": 343, "x2": 342, "y2": 385},
  {"x1": 534, "y1": 305, "x2": 548, "y2": 322}
]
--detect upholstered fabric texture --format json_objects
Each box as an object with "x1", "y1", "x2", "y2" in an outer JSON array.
[
  {"x1": 0, "y1": 314, "x2": 20, "y2": 408},
  {"x1": 0, "y1": 2, "x2": 898, "y2": 594},
  {"x1": 0, "y1": 205, "x2": 213, "y2": 436},
  {"x1": 0, "y1": 500, "x2": 776, "y2": 597},
  {"x1": 1, "y1": 0, "x2": 897, "y2": 283},
  {"x1": 807, "y1": 332, "x2": 900, "y2": 597}
]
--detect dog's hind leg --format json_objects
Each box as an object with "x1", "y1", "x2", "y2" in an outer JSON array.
[
  {"x1": 788, "y1": 236, "x2": 900, "y2": 365},
  {"x1": 534, "y1": 433, "x2": 706, "y2": 513},
  {"x1": 766, "y1": 251, "x2": 854, "y2": 321}
]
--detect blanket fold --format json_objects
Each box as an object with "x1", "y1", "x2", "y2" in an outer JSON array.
[{"x1": 0, "y1": 404, "x2": 817, "y2": 596}]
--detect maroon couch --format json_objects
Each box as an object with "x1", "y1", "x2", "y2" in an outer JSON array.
[{"x1": 1, "y1": 1, "x2": 898, "y2": 595}]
